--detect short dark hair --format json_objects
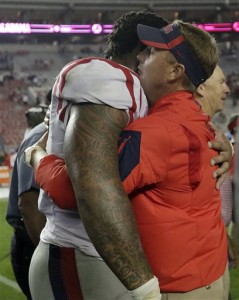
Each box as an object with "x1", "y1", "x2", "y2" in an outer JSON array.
[
  {"x1": 104, "y1": 10, "x2": 169, "y2": 59},
  {"x1": 25, "y1": 105, "x2": 48, "y2": 128}
]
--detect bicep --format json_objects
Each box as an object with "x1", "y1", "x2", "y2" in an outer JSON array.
[
  {"x1": 63, "y1": 105, "x2": 154, "y2": 290},
  {"x1": 64, "y1": 104, "x2": 129, "y2": 200}
]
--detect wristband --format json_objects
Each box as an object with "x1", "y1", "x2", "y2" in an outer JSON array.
[{"x1": 129, "y1": 276, "x2": 161, "y2": 300}]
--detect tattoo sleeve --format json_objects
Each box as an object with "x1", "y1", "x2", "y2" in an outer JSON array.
[{"x1": 64, "y1": 104, "x2": 153, "y2": 290}]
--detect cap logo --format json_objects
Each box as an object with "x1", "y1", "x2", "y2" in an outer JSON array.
[{"x1": 163, "y1": 24, "x2": 174, "y2": 34}]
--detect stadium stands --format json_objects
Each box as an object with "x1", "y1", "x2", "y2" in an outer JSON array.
[
  {"x1": 0, "y1": 41, "x2": 106, "y2": 156},
  {"x1": 0, "y1": 2, "x2": 238, "y2": 163}
]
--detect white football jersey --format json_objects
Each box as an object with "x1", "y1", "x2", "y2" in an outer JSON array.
[{"x1": 38, "y1": 57, "x2": 148, "y2": 257}]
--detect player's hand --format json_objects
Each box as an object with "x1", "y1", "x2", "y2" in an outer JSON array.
[
  {"x1": 24, "y1": 131, "x2": 49, "y2": 168},
  {"x1": 35, "y1": 131, "x2": 49, "y2": 150},
  {"x1": 44, "y1": 108, "x2": 50, "y2": 129},
  {"x1": 208, "y1": 122, "x2": 233, "y2": 189}
]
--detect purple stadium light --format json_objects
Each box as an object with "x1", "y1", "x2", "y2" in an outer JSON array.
[
  {"x1": 91, "y1": 24, "x2": 103, "y2": 34},
  {"x1": 102, "y1": 25, "x2": 114, "y2": 33},
  {"x1": 0, "y1": 22, "x2": 31, "y2": 33},
  {"x1": 53, "y1": 25, "x2": 61, "y2": 33},
  {"x1": 0, "y1": 22, "x2": 238, "y2": 34},
  {"x1": 60, "y1": 25, "x2": 92, "y2": 33},
  {"x1": 30, "y1": 24, "x2": 55, "y2": 33},
  {"x1": 233, "y1": 22, "x2": 239, "y2": 32},
  {"x1": 202, "y1": 23, "x2": 233, "y2": 32}
]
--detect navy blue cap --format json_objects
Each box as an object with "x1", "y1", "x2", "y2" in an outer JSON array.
[{"x1": 137, "y1": 23, "x2": 206, "y2": 87}]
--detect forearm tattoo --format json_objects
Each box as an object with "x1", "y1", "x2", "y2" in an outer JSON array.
[{"x1": 64, "y1": 104, "x2": 153, "y2": 290}]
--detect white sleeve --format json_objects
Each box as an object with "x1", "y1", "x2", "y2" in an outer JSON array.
[{"x1": 53, "y1": 58, "x2": 148, "y2": 122}]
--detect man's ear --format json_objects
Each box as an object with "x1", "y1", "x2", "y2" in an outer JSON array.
[
  {"x1": 168, "y1": 63, "x2": 185, "y2": 82},
  {"x1": 196, "y1": 82, "x2": 206, "y2": 97}
]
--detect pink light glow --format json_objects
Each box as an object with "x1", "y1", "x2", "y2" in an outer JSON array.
[
  {"x1": 30, "y1": 24, "x2": 53, "y2": 28},
  {"x1": 60, "y1": 27, "x2": 72, "y2": 33},
  {"x1": 30, "y1": 29, "x2": 53, "y2": 33},
  {"x1": 103, "y1": 29, "x2": 113, "y2": 33},
  {"x1": 30, "y1": 24, "x2": 55, "y2": 33},
  {"x1": 0, "y1": 22, "x2": 238, "y2": 34},
  {"x1": 202, "y1": 23, "x2": 232, "y2": 32},
  {"x1": 232, "y1": 22, "x2": 239, "y2": 32},
  {"x1": 0, "y1": 22, "x2": 31, "y2": 33},
  {"x1": 103, "y1": 25, "x2": 114, "y2": 28},
  {"x1": 53, "y1": 25, "x2": 61, "y2": 32},
  {"x1": 91, "y1": 24, "x2": 103, "y2": 34},
  {"x1": 61, "y1": 25, "x2": 92, "y2": 28},
  {"x1": 60, "y1": 25, "x2": 91, "y2": 33}
]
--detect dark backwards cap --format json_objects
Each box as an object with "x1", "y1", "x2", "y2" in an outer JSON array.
[{"x1": 137, "y1": 23, "x2": 206, "y2": 87}]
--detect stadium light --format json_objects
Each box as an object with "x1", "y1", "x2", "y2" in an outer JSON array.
[{"x1": 0, "y1": 22, "x2": 239, "y2": 34}]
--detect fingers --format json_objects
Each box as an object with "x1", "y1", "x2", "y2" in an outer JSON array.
[
  {"x1": 44, "y1": 109, "x2": 50, "y2": 129},
  {"x1": 212, "y1": 160, "x2": 229, "y2": 190},
  {"x1": 35, "y1": 131, "x2": 49, "y2": 150},
  {"x1": 208, "y1": 121, "x2": 218, "y2": 133},
  {"x1": 209, "y1": 140, "x2": 233, "y2": 161},
  {"x1": 211, "y1": 151, "x2": 230, "y2": 167},
  {"x1": 208, "y1": 124, "x2": 230, "y2": 157},
  {"x1": 208, "y1": 122, "x2": 226, "y2": 141},
  {"x1": 208, "y1": 140, "x2": 231, "y2": 151},
  {"x1": 215, "y1": 172, "x2": 227, "y2": 190},
  {"x1": 41, "y1": 131, "x2": 49, "y2": 141},
  {"x1": 209, "y1": 134, "x2": 232, "y2": 190},
  {"x1": 213, "y1": 162, "x2": 229, "y2": 177},
  {"x1": 44, "y1": 119, "x2": 49, "y2": 130}
]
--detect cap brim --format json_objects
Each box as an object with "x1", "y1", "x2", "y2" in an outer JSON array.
[
  {"x1": 137, "y1": 24, "x2": 169, "y2": 50},
  {"x1": 137, "y1": 23, "x2": 207, "y2": 87}
]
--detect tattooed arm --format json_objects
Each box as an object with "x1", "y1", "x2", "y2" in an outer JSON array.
[{"x1": 64, "y1": 104, "x2": 154, "y2": 291}]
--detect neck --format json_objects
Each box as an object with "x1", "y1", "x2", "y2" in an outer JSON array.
[
  {"x1": 148, "y1": 85, "x2": 189, "y2": 107},
  {"x1": 111, "y1": 55, "x2": 133, "y2": 70},
  {"x1": 196, "y1": 97, "x2": 213, "y2": 117}
]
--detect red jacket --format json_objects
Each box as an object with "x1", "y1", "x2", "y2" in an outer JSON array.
[
  {"x1": 120, "y1": 91, "x2": 227, "y2": 292},
  {"x1": 35, "y1": 91, "x2": 227, "y2": 292}
]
